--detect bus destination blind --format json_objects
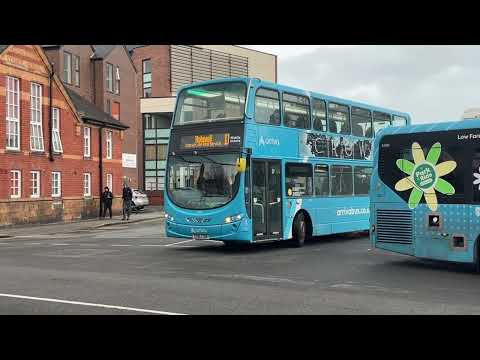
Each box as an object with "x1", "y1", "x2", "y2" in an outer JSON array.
[{"x1": 179, "y1": 132, "x2": 241, "y2": 150}]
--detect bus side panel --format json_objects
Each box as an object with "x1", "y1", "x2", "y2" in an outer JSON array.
[
  {"x1": 329, "y1": 197, "x2": 370, "y2": 234},
  {"x1": 283, "y1": 197, "x2": 369, "y2": 239},
  {"x1": 413, "y1": 204, "x2": 474, "y2": 263}
]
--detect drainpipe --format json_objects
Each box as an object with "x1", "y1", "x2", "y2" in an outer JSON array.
[
  {"x1": 48, "y1": 65, "x2": 54, "y2": 162},
  {"x1": 99, "y1": 125, "x2": 104, "y2": 217}
]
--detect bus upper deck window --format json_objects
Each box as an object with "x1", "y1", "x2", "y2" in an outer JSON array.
[
  {"x1": 255, "y1": 88, "x2": 281, "y2": 126},
  {"x1": 283, "y1": 93, "x2": 311, "y2": 130},
  {"x1": 351, "y1": 107, "x2": 373, "y2": 138},
  {"x1": 312, "y1": 99, "x2": 327, "y2": 132},
  {"x1": 392, "y1": 115, "x2": 407, "y2": 127},
  {"x1": 373, "y1": 111, "x2": 392, "y2": 134},
  {"x1": 328, "y1": 103, "x2": 350, "y2": 135}
]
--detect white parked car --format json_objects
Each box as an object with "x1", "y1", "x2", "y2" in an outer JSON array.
[{"x1": 132, "y1": 189, "x2": 149, "y2": 211}]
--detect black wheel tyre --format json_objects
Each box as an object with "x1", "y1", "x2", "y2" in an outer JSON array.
[{"x1": 292, "y1": 213, "x2": 306, "y2": 247}]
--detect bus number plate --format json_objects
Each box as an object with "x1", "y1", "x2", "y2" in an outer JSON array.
[{"x1": 193, "y1": 233, "x2": 209, "y2": 240}]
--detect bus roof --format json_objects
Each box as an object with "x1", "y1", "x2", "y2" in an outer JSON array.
[
  {"x1": 176, "y1": 76, "x2": 411, "y2": 119},
  {"x1": 376, "y1": 118, "x2": 480, "y2": 138}
]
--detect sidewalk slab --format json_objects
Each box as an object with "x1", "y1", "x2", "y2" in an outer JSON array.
[{"x1": 0, "y1": 208, "x2": 165, "y2": 238}]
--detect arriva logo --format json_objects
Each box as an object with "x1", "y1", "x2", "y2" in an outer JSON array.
[{"x1": 259, "y1": 136, "x2": 280, "y2": 146}]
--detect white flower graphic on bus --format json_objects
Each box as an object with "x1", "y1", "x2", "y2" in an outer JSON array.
[{"x1": 473, "y1": 167, "x2": 480, "y2": 190}]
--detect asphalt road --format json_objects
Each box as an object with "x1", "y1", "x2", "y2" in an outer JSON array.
[{"x1": 1, "y1": 219, "x2": 480, "y2": 314}]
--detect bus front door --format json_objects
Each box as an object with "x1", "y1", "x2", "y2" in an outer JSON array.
[{"x1": 252, "y1": 160, "x2": 282, "y2": 241}]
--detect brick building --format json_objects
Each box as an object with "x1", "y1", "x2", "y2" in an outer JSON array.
[
  {"x1": 0, "y1": 45, "x2": 127, "y2": 226},
  {"x1": 128, "y1": 45, "x2": 277, "y2": 204},
  {"x1": 42, "y1": 45, "x2": 139, "y2": 187}
]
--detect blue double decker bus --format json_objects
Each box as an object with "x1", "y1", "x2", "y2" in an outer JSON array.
[
  {"x1": 165, "y1": 77, "x2": 411, "y2": 246},
  {"x1": 370, "y1": 118, "x2": 480, "y2": 270}
]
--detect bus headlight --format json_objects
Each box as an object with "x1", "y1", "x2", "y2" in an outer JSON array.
[
  {"x1": 225, "y1": 214, "x2": 243, "y2": 224},
  {"x1": 371, "y1": 224, "x2": 376, "y2": 233},
  {"x1": 165, "y1": 213, "x2": 174, "y2": 222}
]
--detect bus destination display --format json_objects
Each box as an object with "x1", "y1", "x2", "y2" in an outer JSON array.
[{"x1": 180, "y1": 133, "x2": 241, "y2": 150}]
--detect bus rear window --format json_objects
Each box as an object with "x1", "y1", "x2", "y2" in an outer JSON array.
[{"x1": 174, "y1": 82, "x2": 246, "y2": 126}]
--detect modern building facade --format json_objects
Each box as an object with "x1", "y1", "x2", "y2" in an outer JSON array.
[
  {"x1": 0, "y1": 45, "x2": 127, "y2": 226},
  {"x1": 42, "y1": 45, "x2": 139, "y2": 187},
  {"x1": 129, "y1": 45, "x2": 277, "y2": 204}
]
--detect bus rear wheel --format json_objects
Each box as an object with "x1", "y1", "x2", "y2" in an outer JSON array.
[{"x1": 291, "y1": 213, "x2": 307, "y2": 248}]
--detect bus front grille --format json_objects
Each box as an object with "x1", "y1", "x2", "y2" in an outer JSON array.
[{"x1": 376, "y1": 209, "x2": 413, "y2": 244}]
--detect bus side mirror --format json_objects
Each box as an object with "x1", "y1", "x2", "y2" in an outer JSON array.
[{"x1": 236, "y1": 158, "x2": 247, "y2": 172}]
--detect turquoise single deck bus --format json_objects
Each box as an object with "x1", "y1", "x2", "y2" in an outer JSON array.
[
  {"x1": 165, "y1": 77, "x2": 411, "y2": 246},
  {"x1": 370, "y1": 118, "x2": 480, "y2": 270}
]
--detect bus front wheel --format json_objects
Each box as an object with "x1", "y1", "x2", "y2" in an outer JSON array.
[{"x1": 291, "y1": 213, "x2": 307, "y2": 248}]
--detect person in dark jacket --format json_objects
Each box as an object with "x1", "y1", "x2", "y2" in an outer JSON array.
[
  {"x1": 122, "y1": 183, "x2": 133, "y2": 221},
  {"x1": 101, "y1": 186, "x2": 114, "y2": 219}
]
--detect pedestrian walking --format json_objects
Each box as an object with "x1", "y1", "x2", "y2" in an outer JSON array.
[
  {"x1": 122, "y1": 183, "x2": 133, "y2": 221},
  {"x1": 101, "y1": 186, "x2": 114, "y2": 219}
]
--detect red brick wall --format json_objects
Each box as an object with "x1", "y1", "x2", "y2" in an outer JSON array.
[
  {"x1": 99, "y1": 46, "x2": 138, "y2": 188},
  {"x1": 43, "y1": 45, "x2": 96, "y2": 103},
  {"x1": 0, "y1": 45, "x2": 125, "y2": 226},
  {"x1": 130, "y1": 45, "x2": 171, "y2": 193}
]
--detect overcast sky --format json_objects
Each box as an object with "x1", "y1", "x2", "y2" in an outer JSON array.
[{"x1": 244, "y1": 45, "x2": 480, "y2": 124}]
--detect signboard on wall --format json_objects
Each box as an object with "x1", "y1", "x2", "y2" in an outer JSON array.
[{"x1": 122, "y1": 153, "x2": 137, "y2": 168}]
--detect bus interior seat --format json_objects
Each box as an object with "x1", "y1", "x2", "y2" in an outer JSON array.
[{"x1": 353, "y1": 123, "x2": 364, "y2": 137}]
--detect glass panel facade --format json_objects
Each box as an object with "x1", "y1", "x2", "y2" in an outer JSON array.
[{"x1": 143, "y1": 113, "x2": 172, "y2": 191}]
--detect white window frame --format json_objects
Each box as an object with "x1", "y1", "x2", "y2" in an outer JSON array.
[
  {"x1": 83, "y1": 173, "x2": 91, "y2": 197},
  {"x1": 107, "y1": 173, "x2": 113, "y2": 192},
  {"x1": 84, "y1": 127, "x2": 91, "y2": 157},
  {"x1": 52, "y1": 107, "x2": 63, "y2": 153},
  {"x1": 73, "y1": 55, "x2": 80, "y2": 87},
  {"x1": 106, "y1": 130, "x2": 113, "y2": 159},
  {"x1": 106, "y1": 63, "x2": 113, "y2": 92},
  {"x1": 30, "y1": 83, "x2": 44, "y2": 151},
  {"x1": 52, "y1": 172, "x2": 61, "y2": 198},
  {"x1": 30, "y1": 171, "x2": 40, "y2": 198},
  {"x1": 115, "y1": 66, "x2": 120, "y2": 94},
  {"x1": 6, "y1": 76, "x2": 20, "y2": 150},
  {"x1": 63, "y1": 52, "x2": 72, "y2": 84},
  {"x1": 10, "y1": 170, "x2": 21, "y2": 199}
]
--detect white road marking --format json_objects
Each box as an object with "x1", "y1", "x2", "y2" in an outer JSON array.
[
  {"x1": 165, "y1": 240, "x2": 194, "y2": 247},
  {"x1": 0, "y1": 293, "x2": 186, "y2": 315},
  {"x1": 27, "y1": 243, "x2": 42, "y2": 245},
  {"x1": 51, "y1": 243, "x2": 69, "y2": 246}
]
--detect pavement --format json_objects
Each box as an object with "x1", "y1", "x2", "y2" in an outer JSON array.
[
  {"x1": 0, "y1": 206, "x2": 164, "y2": 238},
  {"x1": 0, "y1": 218, "x2": 479, "y2": 314}
]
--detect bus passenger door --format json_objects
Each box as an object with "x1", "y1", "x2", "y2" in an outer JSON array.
[{"x1": 252, "y1": 160, "x2": 282, "y2": 240}]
